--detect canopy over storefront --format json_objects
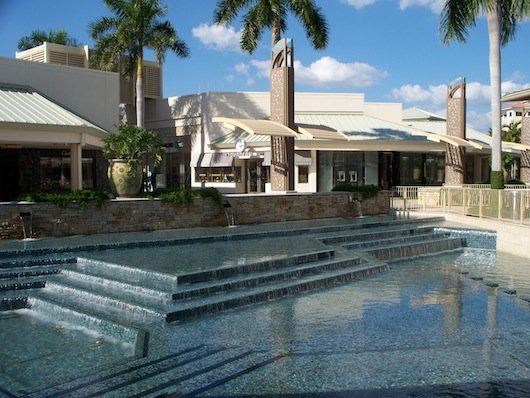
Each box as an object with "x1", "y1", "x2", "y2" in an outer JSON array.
[{"x1": 0, "y1": 84, "x2": 109, "y2": 190}]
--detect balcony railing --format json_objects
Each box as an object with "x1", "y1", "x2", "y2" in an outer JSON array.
[{"x1": 391, "y1": 184, "x2": 530, "y2": 224}]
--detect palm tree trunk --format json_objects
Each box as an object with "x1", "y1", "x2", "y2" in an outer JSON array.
[
  {"x1": 136, "y1": 54, "x2": 145, "y2": 128},
  {"x1": 488, "y1": 3, "x2": 503, "y2": 188},
  {"x1": 272, "y1": 20, "x2": 281, "y2": 46}
]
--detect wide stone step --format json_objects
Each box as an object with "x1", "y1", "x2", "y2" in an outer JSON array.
[
  {"x1": 166, "y1": 261, "x2": 389, "y2": 322},
  {"x1": 34, "y1": 282, "x2": 165, "y2": 325},
  {"x1": 172, "y1": 256, "x2": 362, "y2": 301},
  {"x1": 57, "y1": 269, "x2": 172, "y2": 308},
  {"x1": 75, "y1": 257, "x2": 179, "y2": 292},
  {"x1": 342, "y1": 231, "x2": 450, "y2": 250},
  {"x1": 366, "y1": 237, "x2": 465, "y2": 261},
  {"x1": 176, "y1": 249, "x2": 335, "y2": 284},
  {"x1": 319, "y1": 225, "x2": 436, "y2": 245},
  {"x1": 26, "y1": 296, "x2": 142, "y2": 346}
]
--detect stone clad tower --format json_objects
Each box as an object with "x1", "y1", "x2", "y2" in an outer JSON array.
[
  {"x1": 269, "y1": 38, "x2": 295, "y2": 191},
  {"x1": 445, "y1": 78, "x2": 466, "y2": 185}
]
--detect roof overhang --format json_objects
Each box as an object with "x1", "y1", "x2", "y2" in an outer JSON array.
[
  {"x1": 502, "y1": 141, "x2": 530, "y2": 152},
  {"x1": 410, "y1": 130, "x2": 484, "y2": 149},
  {"x1": 212, "y1": 117, "x2": 299, "y2": 137},
  {"x1": 296, "y1": 123, "x2": 349, "y2": 141},
  {"x1": 501, "y1": 88, "x2": 530, "y2": 102}
]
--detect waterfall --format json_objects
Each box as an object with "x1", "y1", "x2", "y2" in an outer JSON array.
[{"x1": 223, "y1": 201, "x2": 236, "y2": 228}]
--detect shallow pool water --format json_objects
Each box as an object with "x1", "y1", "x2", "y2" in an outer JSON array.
[{"x1": 2, "y1": 220, "x2": 530, "y2": 397}]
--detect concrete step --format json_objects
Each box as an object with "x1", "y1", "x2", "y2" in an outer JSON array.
[
  {"x1": 166, "y1": 261, "x2": 389, "y2": 322},
  {"x1": 366, "y1": 237, "x2": 466, "y2": 261}
]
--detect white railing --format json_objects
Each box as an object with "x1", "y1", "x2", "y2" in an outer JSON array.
[{"x1": 391, "y1": 185, "x2": 530, "y2": 224}]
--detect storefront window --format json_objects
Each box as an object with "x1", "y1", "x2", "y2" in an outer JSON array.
[
  {"x1": 40, "y1": 156, "x2": 94, "y2": 190},
  {"x1": 195, "y1": 167, "x2": 241, "y2": 183},
  {"x1": 298, "y1": 166, "x2": 309, "y2": 183}
]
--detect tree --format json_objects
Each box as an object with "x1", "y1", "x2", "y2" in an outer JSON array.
[
  {"x1": 213, "y1": 0, "x2": 328, "y2": 54},
  {"x1": 90, "y1": 0, "x2": 189, "y2": 127},
  {"x1": 440, "y1": 0, "x2": 530, "y2": 189},
  {"x1": 18, "y1": 29, "x2": 79, "y2": 51},
  {"x1": 502, "y1": 121, "x2": 521, "y2": 178}
]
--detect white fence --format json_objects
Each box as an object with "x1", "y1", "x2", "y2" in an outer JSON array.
[{"x1": 391, "y1": 185, "x2": 530, "y2": 224}]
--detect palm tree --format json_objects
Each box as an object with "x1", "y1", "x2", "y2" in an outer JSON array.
[
  {"x1": 90, "y1": 0, "x2": 189, "y2": 127},
  {"x1": 18, "y1": 29, "x2": 79, "y2": 51},
  {"x1": 440, "y1": 0, "x2": 530, "y2": 189},
  {"x1": 213, "y1": 0, "x2": 328, "y2": 54}
]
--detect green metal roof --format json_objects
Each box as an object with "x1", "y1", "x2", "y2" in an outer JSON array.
[{"x1": 0, "y1": 84, "x2": 107, "y2": 136}]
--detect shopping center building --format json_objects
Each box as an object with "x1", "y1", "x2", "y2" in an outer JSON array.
[{"x1": 0, "y1": 43, "x2": 527, "y2": 200}]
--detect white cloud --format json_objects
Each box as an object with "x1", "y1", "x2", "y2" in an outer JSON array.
[
  {"x1": 250, "y1": 60, "x2": 270, "y2": 79},
  {"x1": 391, "y1": 84, "x2": 446, "y2": 104},
  {"x1": 234, "y1": 62, "x2": 255, "y2": 85},
  {"x1": 466, "y1": 81, "x2": 491, "y2": 103},
  {"x1": 392, "y1": 77, "x2": 530, "y2": 132},
  {"x1": 192, "y1": 23, "x2": 241, "y2": 52},
  {"x1": 295, "y1": 56, "x2": 387, "y2": 87},
  {"x1": 341, "y1": 0, "x2": 377, "y2": 9},
  {"x1": 398, "y1": 0, "x2": 445, "y2": 13},
  {"x1": 233, "y1": 56, "x2": 386, "y2": 88},
  {"x1": 467, "y1": 110, "x2": 491, "y2": 132}
]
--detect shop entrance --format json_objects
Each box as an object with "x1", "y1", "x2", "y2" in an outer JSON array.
[{"x1": 246, "y1": 159, "x2": 268, "y2": 193}]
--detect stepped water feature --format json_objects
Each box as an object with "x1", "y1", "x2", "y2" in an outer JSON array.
[
  {"x1": 1, "y1": 216, "x2": 498, "y2": 396},
  {"x1": 1, "y1": 216, "x2": 466, "y2": 328}
]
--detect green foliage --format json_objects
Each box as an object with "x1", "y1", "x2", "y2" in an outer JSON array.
[
  {"x1": 18, "y1": 190, "x2": 113, "y2": 209},
  {"x1": 490, "y1": 170, "x2": 505, "y2": 189},
  {"x1": 18, "y1": 29, "x2": 79, "y2": 51},
  {"x1": 331, "y1": 184, "x2": 380, "y2": 199},
  {"x1": 213, "y1": 0, "x2": 328, "y2": 54},
  {"x1": 158, "y1": 188, "x2": 223, "y2": 206},
  {"x1": 103, "y1": 124, "x2": 164, "y2": 170}
]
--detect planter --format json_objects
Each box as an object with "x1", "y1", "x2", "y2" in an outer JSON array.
[{"x1": 108, "y1": 159, "x2": 143, "y2": 197}]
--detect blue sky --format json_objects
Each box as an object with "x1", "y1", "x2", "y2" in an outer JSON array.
[{"x1": 1, "y1": 0, "x2": 529, "y2": 131}]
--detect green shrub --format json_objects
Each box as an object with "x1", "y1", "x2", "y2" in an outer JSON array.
[
  {"x1": 331, "y1": 184, "x2": 380, "y2": 199},
  {"x1": 158, "y1": 187, "x2": 223, "y2": 206},
  {"x1": 490, "y1": 171, "x2": 504, "y2": 189},
  {"x1": 18, "y1": 190, "x2": 114, "y2": 209},
  {"x1": 507, "y1": 179, "x2": 525, "y2": 185}
]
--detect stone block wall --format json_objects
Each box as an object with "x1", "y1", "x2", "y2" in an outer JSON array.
[{"x1": 0, "y1": 191, "x2": 390, "y2": 239}]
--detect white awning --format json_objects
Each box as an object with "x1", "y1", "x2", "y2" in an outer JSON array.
[
  {"x1": 410, "y1": 130, "x2": 484, "y2": 149},
  {"x1": 295, "y1": 151, "x2": 312, "y2": 165},
  {"x1": 296, "y1": 123, "x2": 349, "y2": 141},
  {"x1": 212, "y1": 117, "x2": 299, "y2": 137}
]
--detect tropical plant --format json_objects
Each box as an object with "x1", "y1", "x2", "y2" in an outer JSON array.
[
  {"x1": 440, "y1": 0, "x2": 530, "y2": 189},
  {"x1": 89, "y1": 0, "x2": 189, "y2": 127},
  {"x1": 17, "y1": 29, "x2": 79, "y2": 51},
  {"x1": 501, "y1": 120, "x2": 521, "y2": 176},
  {"x1": 332, "y1": 183, "x2": 380, "y2": 199},
  {"x1": 157, "y1": 187, "x2": 223, "y2": 206},
  {"x1": 102, "y1": 124, "x2": 164, "y2": 170},
  {"x1": 18, "y1": 190, "x2": 113, "y2": 209},
  {"x1": 213, "y1": 0, "x2": 328, "y2": 54}
]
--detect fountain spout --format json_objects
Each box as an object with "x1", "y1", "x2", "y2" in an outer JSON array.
[
  {"x1": 19, "y1": 210, "x2": 33, "y2": 240},
  {"x1": 223, "y1": 201, "x2": 236, "y2": 228}
]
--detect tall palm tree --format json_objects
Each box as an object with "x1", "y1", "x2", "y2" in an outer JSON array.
[
  {"x1": 213, "y1": 0, "x2": 328, "y2": 54},
  {"x1": 440, "y1": 0, "x2": 530, "y2": 188},
  {"x1": 18, "y1": 29, "x2": 79, "y2": 51},
  {"x1": 90, "y1": 0, "x2": 189, "y2": 127}
]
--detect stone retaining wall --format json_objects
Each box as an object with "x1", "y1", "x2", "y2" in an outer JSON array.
[{"x1": 0, "y1": 191, "x2": 390, "y2": 239}]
